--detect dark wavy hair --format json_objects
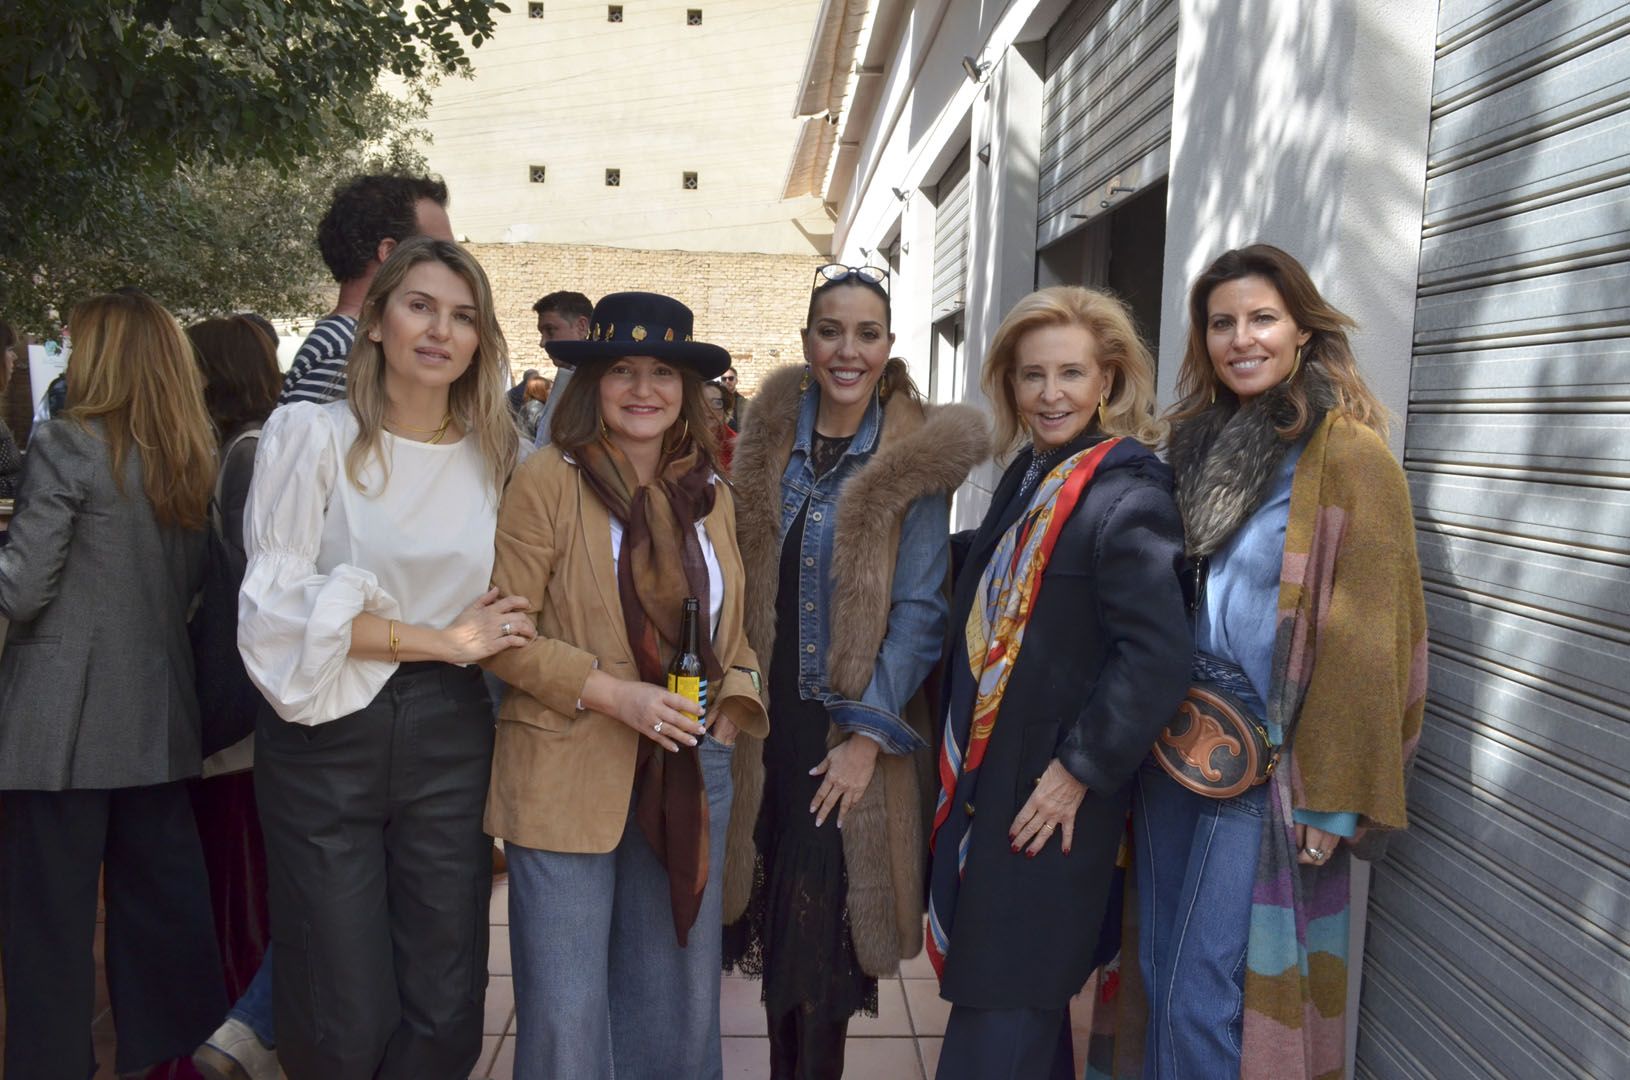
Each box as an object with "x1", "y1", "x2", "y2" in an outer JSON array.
[
  {"x1": 1167, "y1": 243, "x2": 1389, "y2": 439},
  {"x1": 187, "y1": 316, "x2": 282, "y2": 435},
  {"x1": 316, "y1": 174, "x2": 449, "y2": 283}
]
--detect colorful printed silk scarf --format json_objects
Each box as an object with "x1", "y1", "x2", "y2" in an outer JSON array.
[{"x1": 926, "y1": 438, "x2": 1121, "y2": 976}]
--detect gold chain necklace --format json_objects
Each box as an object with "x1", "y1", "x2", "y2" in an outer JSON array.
[{"x1": 387, "y1": 412, "x2": 453, "y2": 444}]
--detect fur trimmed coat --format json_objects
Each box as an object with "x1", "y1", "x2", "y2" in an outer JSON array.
[{"x1": 722, "y1": 364, "x2": 987, "y2": 976}]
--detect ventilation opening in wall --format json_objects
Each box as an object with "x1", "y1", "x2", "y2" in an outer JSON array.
[
  {"x1": 608, "y1": 5, "x2": 623, "y2": 21},
  {"x1": 682, "y1": 172, "x2": 699, "y2": 190},
  {"x1": 528, "y1": 2, "x2": 543, "y2": 17},
  {"x1": 605, "y1": 168, "x2": 621, "y2": 187},
  {"x1": 529, "y1": 165, "x2": 547, "y2": 184},
  {"x1": 687, "y1": 9, "x2": 702, "y2": 24}
]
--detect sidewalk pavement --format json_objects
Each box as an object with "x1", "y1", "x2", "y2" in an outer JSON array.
[{"x1": 0, "y1": 874, "x2": 1095, "y2": 1079}]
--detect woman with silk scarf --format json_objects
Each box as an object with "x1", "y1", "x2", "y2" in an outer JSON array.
[
  {"x1": 927, "y1": 287, "x2": 1190, "y2": 1079},
  {"x1": 481, "y1": 292, "x2": 768, "y2": 1080}
]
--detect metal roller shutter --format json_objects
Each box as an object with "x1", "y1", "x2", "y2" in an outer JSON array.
[
  {"x1": 931, "y1": 146, "x2": 972, "y2": 319},
  {"x1": 1359, "y1": 2, "x2": 1630, "y2": 1077},
  {"x1": 1036, "y1": 0, "x2": 1178, "y2": 248}
]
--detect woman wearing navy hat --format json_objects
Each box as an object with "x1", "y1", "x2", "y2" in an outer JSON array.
[{"x1": 482, "y1": 292, "x2": 769, "y2": 1080}]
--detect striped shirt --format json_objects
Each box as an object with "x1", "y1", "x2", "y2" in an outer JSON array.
[{"x1": 278, "y1": 315, "x2": 357, "y2": 406}]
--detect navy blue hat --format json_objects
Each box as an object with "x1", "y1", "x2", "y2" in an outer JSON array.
[{"x1": 545, "y1": 291, "x2": 731, "y2": 379}]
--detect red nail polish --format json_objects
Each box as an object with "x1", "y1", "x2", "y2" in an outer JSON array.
[{"x1": 1027, "y1": 850, "x2": 1036, "y2": 859}]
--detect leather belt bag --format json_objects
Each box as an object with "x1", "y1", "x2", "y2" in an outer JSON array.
[
  {"x1": 1153, "y1": 681, "x2": 1278, "y2": 799},
  {"x1": 1152, "y1": 554, "x2": 1283, "y2": 799}
]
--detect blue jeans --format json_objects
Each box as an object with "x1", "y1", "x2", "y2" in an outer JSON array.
[
  {"x1": 228, "y1": 948, "x2": 275, "y2": 1046},
  {"x1": 1133, "y1": 761, "x2": 1265, "y2": 1079},
  {"x1": 506, "y1": 739, "x2": 734, "y2": 1080}
]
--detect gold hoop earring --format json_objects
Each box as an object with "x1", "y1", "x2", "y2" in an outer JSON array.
[
  {"x1": 1287, "y1": 344, "x2": 1305, "y2": 383},
  {"x1": 1209, "y1": 384, "x2": 1217, "y2": 406},
  {"x1": 799, "y1": 366, "x2": 812, "y2": 393},
  {"x1": 664, "y1": 418, "x2": 691, "y2": 453},
  {"x1": 598, "y1": 415, "x2": 611, "y2": 440},
  {"x1": 1097, "y1": 397, "x2": 1109, "y2": 429}
]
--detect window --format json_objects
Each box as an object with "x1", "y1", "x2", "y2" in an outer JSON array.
[
  {"x1": 607, "y1": 5, "x2": 623, "y2": 21},
  {"x1": 687, "y1": 9, "x2": 702, "y2": 24},
  {"x1": 528, "y1": 2, "x2": 544, "y2": 17},
  {"x1": 682, "y1": 171, "x2": 699, "y2": 190},
  {"x1": 529, "y1": 165, "x2": 547, "y2": 183},
  {"x1": 605, "y1": 168, "x2": 621, "y2": 187}
]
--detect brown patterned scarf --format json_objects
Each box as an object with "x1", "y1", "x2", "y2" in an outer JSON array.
[{"x1": 578, "y1": 434, "x2": 722, "y2": 945}]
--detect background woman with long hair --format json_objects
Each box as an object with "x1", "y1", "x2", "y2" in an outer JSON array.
[
  {"x1": 238, "y1": 238, "x2": 533, "y2": 1079},
  {"x1": 185, "y1": 314, "x2": 286, "y2": 1080},
  {"x1": 1107, "y1": 244, "x2": 1426, "y2": 1079},
  {"x1": 0, "y1": 290, "x2": 225, "y2": 1078}
]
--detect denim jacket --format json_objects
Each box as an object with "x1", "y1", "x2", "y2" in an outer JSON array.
[{"x1": 777, "y1": 388, "x2": 950, "y2": 754}]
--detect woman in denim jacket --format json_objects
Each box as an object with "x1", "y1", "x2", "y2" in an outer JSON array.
[{"x1": 722, "y1": 265, "x2": 987, "y2": 1078}]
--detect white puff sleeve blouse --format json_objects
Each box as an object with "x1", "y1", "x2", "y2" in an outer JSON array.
[{"x1": 238, "y1": 401, "x2": 498, "y2": 725}]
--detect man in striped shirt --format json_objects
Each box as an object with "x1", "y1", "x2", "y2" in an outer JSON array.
[{"x1": 279, "y1": 174, "x2": 456, "y2": 405}]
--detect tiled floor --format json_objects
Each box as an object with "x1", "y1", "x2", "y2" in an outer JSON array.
[{"x1": 0, "y1": 874, "x2": 1093, "y2": 1079}]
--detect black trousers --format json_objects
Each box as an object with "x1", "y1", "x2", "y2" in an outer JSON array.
[
  {"x1": 254, "y1": 662, "x2": 494, "y2": 1080},
  {"x1": 0, "y1": 782, "x2": 225, "y2": 1078},
  {"x1": 937, "y1": 1002, "x2": 1075, "y2": 1080},
  {"x1": 767, "y1": 1004, "x2": 851, "y2": 1080}
]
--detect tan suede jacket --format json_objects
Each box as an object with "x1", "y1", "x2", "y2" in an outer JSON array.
[{"x1": 482, "y1": 447, "x2": 767, "y2": 853}]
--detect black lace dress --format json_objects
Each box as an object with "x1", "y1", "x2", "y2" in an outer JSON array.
[{"x1": 725, "y1": 431, "x2": 879, "y2": 1023}]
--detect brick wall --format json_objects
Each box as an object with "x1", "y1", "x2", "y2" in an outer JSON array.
[{"x1": 466, "y1": 242, "x2": 826, "y2": 395}]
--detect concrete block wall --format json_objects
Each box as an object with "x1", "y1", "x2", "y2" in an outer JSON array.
[{"x1": 465, "y1": 241, "x2": 827, "y2": 393}]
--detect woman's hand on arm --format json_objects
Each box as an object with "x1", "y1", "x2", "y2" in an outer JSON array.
[
  {"x1": 809, "y1": 734, "x2": 881, "y2": 828},
  {"x1": 1010, "y1": 760, "x2": 1088, "y2": 856},
  {"x1": 348, "y1": 587, "x2": 536, "y2": 664},
  {"x1": 580, "y1": 668, "x2": 703, "y2": 753}
]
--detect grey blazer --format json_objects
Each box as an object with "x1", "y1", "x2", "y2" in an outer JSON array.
[{"x1": 0, "y1": 418, "x2": 206, "y2": 790}]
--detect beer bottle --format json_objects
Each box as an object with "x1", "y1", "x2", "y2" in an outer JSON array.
[{"x1": 666, "y1": 596, "x2": 707, "y2": 736}]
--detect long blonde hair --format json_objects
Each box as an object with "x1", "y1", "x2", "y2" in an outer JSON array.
[
  {"x1": 344, "y1": 238, "x2": 517, "y2": 494},
  {"x1": 982, "y1": 286, "x2": 1165, "y2": 456},
  {"x1": 65, "y1": 292, "x2": 216, "y2": 530},
  {"x1": 1167, "y1": 244, "x2": 1389, "y2": 438}
]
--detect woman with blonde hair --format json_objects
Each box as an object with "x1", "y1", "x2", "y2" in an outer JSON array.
[
  {"x1": 927, "y1": 285, "x2": 1190, "y2": 1078},
  {"x1": 0, "y1": 290, "x2": 226, "y2": 1077},
  {"x1": 238, "y1": 237, "x2": 534, "y2": 1079},
  {"x1": 1106, "y1": 244, "x2": 1426, "y2": 1079}
]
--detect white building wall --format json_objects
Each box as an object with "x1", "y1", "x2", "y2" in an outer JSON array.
[
  {"x1": 419, "y1": 0, "x2": 832, "y2": 255},
  {"x1": 1158, "y1": 0, "x2": 1437, "y2": 456}
]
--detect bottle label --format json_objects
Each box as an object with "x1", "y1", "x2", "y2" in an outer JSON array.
[{"x1": 666, "y1": 674, "x2": 708, "y2": 725}]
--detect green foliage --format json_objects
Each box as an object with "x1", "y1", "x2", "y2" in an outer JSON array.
[
  {"x1": 3, "y1": 94, "x2": 433, "y2": 331},
  {"x1": 0, "y1": 0, "x2": 507, "y2": 330}
]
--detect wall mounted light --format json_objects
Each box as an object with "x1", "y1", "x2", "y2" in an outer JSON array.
[
  {"x1": 859, "y1": 246, "x2": 872, "y2": 259},
  {"x1": 977, "y1": 143, "x2": 991, "y2": 165},
  {"x1": 1099, "y1": 184, "x2": 1135, "y2": 208},
  {"x1": 961, "y1": 55, "x2": 992, "y2": 83},
  {"x1": 890, "y1": 186, "x2": 909, "y2": 202}
]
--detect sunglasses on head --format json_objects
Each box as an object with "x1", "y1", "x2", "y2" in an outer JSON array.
[{"x1": 813, "y1": 263, "x2": 889, "y2": 291}]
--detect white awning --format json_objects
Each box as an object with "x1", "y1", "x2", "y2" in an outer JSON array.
[
  {"x1": 782, "y1": 116, "x2": 837, "y2": 200},
  {"x1": 793, "y1": 0, "x2": 872, "y2": 118}
]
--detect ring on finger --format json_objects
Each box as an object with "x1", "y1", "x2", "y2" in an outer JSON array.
[
  {"x1": 501, "y1": 621, "x2": 513, "y2": 636},
  {"x1": 653, "y1": 721, "x2": 664, "y2": 735},
  {"x1": 1042, "y1": 823, "x2": 1055, "y2": 834}
]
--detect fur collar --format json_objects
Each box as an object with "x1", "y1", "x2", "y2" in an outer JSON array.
[
  {"x1": 1168, "y1": 362, "x2": 1338, "y2": 558},
  {"x1": 731, "y1": 363, "x2": 988, "y2": 693}
]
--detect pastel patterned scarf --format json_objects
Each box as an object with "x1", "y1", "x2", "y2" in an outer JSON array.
[{"x1": 927, "y1": 438, "x2": 1121, "y2": 976}]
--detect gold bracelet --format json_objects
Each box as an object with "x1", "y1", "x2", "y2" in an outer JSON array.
[{"x1": 389, "y1": 619, "x2": 401, "y2": 663}]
